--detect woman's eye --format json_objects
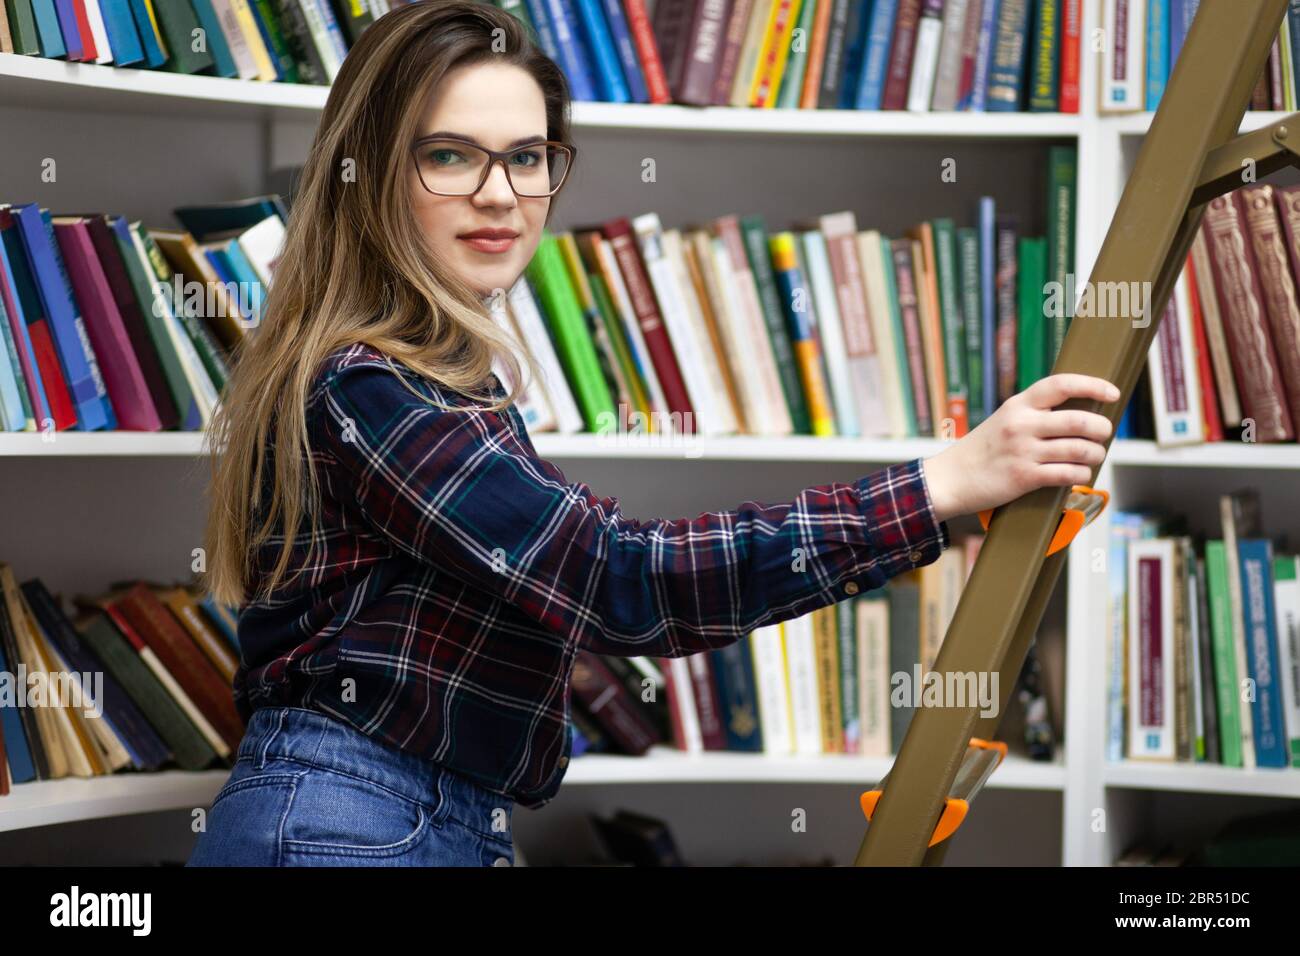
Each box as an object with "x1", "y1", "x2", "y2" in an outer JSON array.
[
  {"x1": 511, "y1": 150, "x2": 541, "y2": 167},
  {"x1": 429, "y1": 149, "x2": 464, "y2": 165}
]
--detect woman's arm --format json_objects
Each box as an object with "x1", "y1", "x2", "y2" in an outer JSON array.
[{"x1": 311, "y1": 360, "x2": 951, "y2": 658}]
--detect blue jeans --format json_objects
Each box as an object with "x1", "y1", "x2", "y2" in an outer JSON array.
[{"x1": 186, "y1": 706, "x2": 516, "y2": 867}]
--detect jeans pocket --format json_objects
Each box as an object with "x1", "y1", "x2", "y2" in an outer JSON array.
[
  {"x1": 188, "y1": 769, "x2": 304, "y2": 866},
  {"x1": 280, "y1": 767, "x2": 437, "y2": 862}
]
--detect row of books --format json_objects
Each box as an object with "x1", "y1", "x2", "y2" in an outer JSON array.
[
  {"x1": 1107, "y1": 489, "x2": 1300, "y2": 770},
  {"x1": 0, "y1": 197, "x2": 284, "y2": 433},
  {"x1": 499, "y1": 148, "x2": 1077, "y2": 440},
  {"x1": 0, "y1": 0, "x2": 1087, "y2": 114},
  {"x1": 0, "y1": 0, "x2": 393, "y2": 81},
  {"x1": 1101, "y1": 0, "x2": 1300, "y2": 114},
  {"x1": 1127, "y1": 186, "x2": 1300, "y2": 447},
  {"x1": 0, "y1": 568, "x2": 246, "y2": 795},
  {"x1": 572, "y1": 532, "x2": 1057, "y2": 759},
  {"x1": 519, "y1": 0, "x2": 1084, "y2": 111}
]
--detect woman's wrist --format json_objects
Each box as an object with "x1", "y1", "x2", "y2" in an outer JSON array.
[{"x1": 920, "y1": 452, "x2": 959, "y2": 525}]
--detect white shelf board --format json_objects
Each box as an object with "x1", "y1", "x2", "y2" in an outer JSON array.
[
  {"x1": 535, "y1": 745, "x2": 1066, "y2": 789},
  {"x1": 1105, "y1": 109, "x2": 1300, "y2": 137},
  {"x1": 1107, "y1": 439, "x2": 1300, "y2": 469},
  {"x1": 0, "y1": 769, "x2": 229, "y2": 833},
  {"x1": 1105, "y1": 760, "x2": 1300, "y2": 799},
  {"x1": 0, "y1": 53, "x2": 1081, "y2": 137}
]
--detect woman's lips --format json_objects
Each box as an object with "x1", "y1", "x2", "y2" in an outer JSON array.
[{"x1": 458, "y1": 235, "x2": 516, "y2": 254}]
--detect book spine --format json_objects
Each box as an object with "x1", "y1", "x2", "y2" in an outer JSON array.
[
  {"x1": 931, "y1": 0, "x2": 973, "y2": 111},
  {"x1": 881, "y1": 0, "x2": 923, "y2": 110},
  {"x1": 1240, "y1": 185, "x2": 1300, "y2": 432},
  {"x1": 621, "y1": 0, "x2": 671, "y2": 102},
  {"x1": 994, "y1": 217, "x2": 1018, "y2": 407},
  {"x1": 856, "y1": 0, "x2": 899, "y2": 110},
  {"x1": 1028, "y1": 0, "x2": 1060, "y2": 112},
  {"x1": 890, "y1": 238, "x2": 933, "y2": 434},
  {"x1": 1058, "y1": 0, "x2": 1080, "y2": 111},
  {"x1": 573, "y1": 0, "x2": 632, "y2": 102},
  {"x1": 906, "y1": 0, "x2": 946, "y2": 111}
]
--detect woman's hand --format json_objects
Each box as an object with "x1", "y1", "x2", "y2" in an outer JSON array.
[{"x1": 921, "y1": 373, "x2": 1120, "y2": 524}]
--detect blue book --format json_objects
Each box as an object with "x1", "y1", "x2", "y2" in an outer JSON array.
[
  {"x1": 0, "y1": 291, "x2": 26, "y2": 431},
  {"x1": 98, "y1": 0, "x2": 145, "y2": 65},
  {"x1": 51, "y1": 0, "x2": 84, "y2": 59},
  {"x1": 11, "y1": 205, "x2": 114, "y2": 431},
  {"x1": 1145, "y1": 0, "x2": 1170, "y2": 111},
  {"x1": 0, "y1": 216, "x2": 53, "y2": 430},
  {"x1": 986, "y1": 0, "x2": 1032, "y2": 112},
  {"x1": 1238, "y1": 538, "x2": 1290, "y2": 768},
  {"x1": 313, "y1": 0, "x2": 350, "y2": 64},
  {"x1": 209, "y1": 238, "x2": 265, "y2": 326},
  {"x1": 710, "y1": 643, "x2": 764, "y2": 752},
  {"x1": 27, "y1": 0, "x2": 67, "y2": 58},
  {"x1": 598, "y1": 0, "x2": 649, "y2": 102},
  {"x1": 1289, "y1": 2, "x2": 1300, "y2": 107},
  {"x1": 123, "y1": 0, "x2": 167, "y2": 66},
  {"x1": 523, "y1": 0, "x2": 562, "y2": 61},
  {"x1": 573, "y1": 0, "x2": 630, "y2": 102},
  {"x1": 1170, "y1": 0, "x2": 1201, "y2": 68},
  {"x1": 0, "y1": 638, "x2": 37, "y2": 785},
  {"x1": 838, "y1": 0, "x2": 877, "y2": 109},
  {"x1": 190, "y1": 0, "x2": 240, "y2": 78},
  {"x1": 854, "y1": 0, "x2": 896, "y2": 110},
  {"x1": 979, "y1": 197, "x2": 996, "y2": 418},
  {"x1": 199, "y1": 593, "x2": 241, "y2": 653},
  {"x1": 969, "y1": 0, "x2": 1003, "y2": 110},
  {"x1": 545, "y1": 0, "x2": 599, "y2": 100},
  {"x1": 1116, "y1": 390, "x2": 1138, "y2": 437}
]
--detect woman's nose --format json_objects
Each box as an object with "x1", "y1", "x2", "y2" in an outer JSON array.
[{"x1": 474, "y1": 160, "x2": 517, "y2": 205}]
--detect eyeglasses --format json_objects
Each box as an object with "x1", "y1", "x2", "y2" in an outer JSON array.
[{"x1": 410, "y1": 135, "x2": 576, "y2": 198}]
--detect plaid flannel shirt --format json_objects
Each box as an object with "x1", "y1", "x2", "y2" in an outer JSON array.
[{"x1": 233, "y1": 343, "x2": 950, "y2": 808}]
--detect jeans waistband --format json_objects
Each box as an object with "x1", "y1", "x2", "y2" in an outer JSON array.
[{"x1": 238, "y1": 706, "x2": 512, "y2": 819}]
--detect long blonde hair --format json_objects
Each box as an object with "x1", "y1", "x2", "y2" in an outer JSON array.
[{"x1": 203, "y1": 0, "x2": 572, "y2": 608}]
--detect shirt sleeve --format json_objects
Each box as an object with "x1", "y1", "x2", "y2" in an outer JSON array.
[{"x1": 311, "y1": 361, "x2": 950, "y2": 658}]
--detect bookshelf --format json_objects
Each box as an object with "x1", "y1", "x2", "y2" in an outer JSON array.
[{"x1": 2, "y1": 0, "x2": 1297, "y2": 867}]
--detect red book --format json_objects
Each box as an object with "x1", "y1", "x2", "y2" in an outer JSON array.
[
  {"x1": 0, "y1": 208, "x2": 77, "y2": 431},
  {"x1": 882, "y1": 0, "x2": 924, "y2": 110},
  {"x1": 68, "y1": 0, "x2": 98, "y2": 61},
  {"x1": 599, "y1": 216, "x2": 696, "y2": 429},
  {"x1": 1059, "y1": 0, "x2": 1082, "y2": 113},
  {"x1": 622, "y1": 0, "x2": 672, "y2": 104},
  {"x1": 1182, "y1": 254, "x2": 1224, "y2": 442}
]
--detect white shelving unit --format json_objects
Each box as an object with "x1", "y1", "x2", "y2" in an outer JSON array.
[{"x1": 2, "y1": 0, "x2": 1296, "y2": 866}]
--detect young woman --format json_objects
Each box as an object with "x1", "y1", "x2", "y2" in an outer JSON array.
[{"x1": 188, "y1": 0, "x2": 1118, "y2": 867}]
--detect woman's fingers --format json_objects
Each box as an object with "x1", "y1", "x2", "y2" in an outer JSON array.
[
  {"x1": 1034, "y1": 408, "x2": 1114, "y2": 442},
  {"x1": 1025, "y1": 373, "x2": 1121, "y2": 409},
  {"x1": 1035, "y1": 436, "x2": 1108, "y2": 468}
]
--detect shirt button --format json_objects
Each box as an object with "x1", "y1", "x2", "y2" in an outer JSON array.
[
  {"x1": 909, "y1": 550, "x2": 924, "y2": 563},
  {"x1": 493, "y1": 856, "x2": 512, "y2": 867},
  {"x1": 843, "y1": 581, "x2": 860, "y2": 596},
  {"x1": 557, "y1": 755, "x2": 569, "y2": 769}
]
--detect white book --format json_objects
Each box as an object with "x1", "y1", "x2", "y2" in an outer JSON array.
[
  {"x1": 857, "y1": 598, "x2": 891, "y2": 756},
  {"x1": 750, "y1": 625, "x2": 794, "y2": 755},
  {"x1": 1127, "y1": 538, "x2": 1177, "y2": 760},
  {"x1": 687, "y1": 229, "x2": 762, "y2": 430},
  {"x1": 83, "y1": 0, "x2": 114, "y2": 64},
  {"x1": 506, "y1": 278, "x2": 584, "y2": 433},
  {"x1": 666, "y1": 657, "x2": 703, "y2": 753},
  {"x1": 297, "y1": 0, "x2": 342, "y2": 81},
  {"x1": 631, "y1": 213, "x2": 726, "y2": 435},
  {"x1": 1221, "y1": 494, "x2": 1257, "y2": 768},
  {"x1": 856, "y1": 230, "x2": 909, "y2": 438},
  {"x1": 1101, "y1": 0, "x2": 1146, "y2": 113},
  {"x1": 663, "y1": 228, "x2": 738, "y2": 433},
  {"x1": 1272, "y1": 554, "x2": 1300, "y2": 766},
  {"x1": 784, "y1": 613, "x2": 823, "y2": 755},
  {"x1": 799, "y1": 231, "x2": 859, "y2": 436},
  {"x1": 489, "y1": 297, "x2": 556, "y2": 433},
  {"x1": 929, "y1": 0, "x2": 973, "y2": 111},
  {"x1": 209, "y1": 0, "x2": 261, "y2": 80},
  {"x1": 711, "y1": 234, "x2": 793, "y2": 434},
  {"x1": 1146, "y1": 269, "x2": 1204, "y2": 446},
  {"x1": 237, "y1": 215, "x2": 287, "y2": 287},
  {"x1": 907, "y1": 2, "x2": 945, "y2": 111}
]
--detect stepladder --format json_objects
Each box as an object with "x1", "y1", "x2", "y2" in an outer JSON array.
[{"x1": 856, "y1": 0, "x2": 1297, "y2": 866}]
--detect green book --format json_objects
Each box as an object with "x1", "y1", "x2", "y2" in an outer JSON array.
[
  {"x1": 740, "y1": 215, "x2": 812, "y2": 433},
  {"x1": 1205, "y1": 541, "x2": 1244, "y2": 768},
  {"x1": 836, "y1": 596, "x2": 859, "y2": 753},
  {"x1": 525, "y1": 234, "x2": 616, "y2": 431},
  {"x1": 879, "y1": 236, "x2": 917, "y2": 437},
  {"x1": 3, "y1": 0, "x2": 41, "y2": 54},
  {"x1": 957, "y1": 227, "x2": 982, "y2": 425},
  {"x1": 589, "y1": 270, "x2": 650, "y2": 419},
  {"x1": 1028, "y1": 0, "x2": 1061, "y2": 112},
  {"x1": 931, "y1": 218, "x2": 967, "y2": 433},
  {"x1": 776, "y1": 0, "x2": 817, "y2": 108},
  {"x1": 252, "y1": 0, "x2": 301, "y2": 83},
  {"x1": 152, "y1": 0, "x2": 217, "y2": 74},
  {"x1": 1044, "y1": 145, "x2": 1077, "y2": 370},
  {"x1": 77, "y1": 612, "x2": 219, "y2": 771},
  {"x1": 1016, "y1": 236, "x2": 1048, "y2": 392}
]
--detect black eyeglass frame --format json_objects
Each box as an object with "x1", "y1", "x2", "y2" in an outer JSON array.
[{"x1": 409, "y1": 135, "x2": 577, "y2": 198}]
